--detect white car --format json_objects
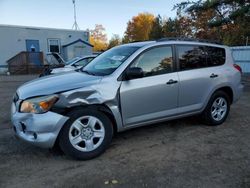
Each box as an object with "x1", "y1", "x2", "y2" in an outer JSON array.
[{"x1": 50, "y1": 55, "x2": 97, "y2": 74}]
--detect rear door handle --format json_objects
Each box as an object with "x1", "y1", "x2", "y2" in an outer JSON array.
[
  {"x1": 210, "y1": 73, "x2": 218, "y2": 78},
  {"x1": 166, "y1": 79, "x2": 178, "y2": 85}
]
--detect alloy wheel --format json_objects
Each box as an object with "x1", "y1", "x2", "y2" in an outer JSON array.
[
  {"x1": 211, "y1": 97, "x2": 228, "y2": 121},
  {"x1": 69, "y1": 116, "x2": 105, "y2": 152}
]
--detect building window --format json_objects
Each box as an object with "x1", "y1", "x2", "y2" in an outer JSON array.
[{"x1": 48, "y1": 39, "x2": 60, "y2": 53}]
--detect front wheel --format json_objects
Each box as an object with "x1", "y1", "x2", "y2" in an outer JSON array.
[
  {"x1": 58, "y1": 108, "x2": 113, "y2": 160},
  {"x1": 202, "y1": 91, "x2": 230, "y2": 126}
]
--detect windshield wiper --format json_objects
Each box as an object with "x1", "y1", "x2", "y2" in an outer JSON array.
[{"x1": 81, "y1": 70, "x2": 96, "y2": 76}]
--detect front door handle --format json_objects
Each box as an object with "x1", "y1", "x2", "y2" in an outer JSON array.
[
  {"x1": 210, "y1": 73, "x2": 218, "y2": 78},
  {"x1": 166, "y1": 79, "x2": 178, "y2": 85}
]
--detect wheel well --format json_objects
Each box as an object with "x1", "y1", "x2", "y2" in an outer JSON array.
[
  {"x1": 215, "y1": 86, "x2": 233, "y2": 104},
  {"x1": 52, "y1": 104, "x2": 118, "y2": 149},
  {"x1": 95, "y1": 104, "x2": 118, "y2": 134},
  {"x1": 64, "y1": 104, "x2": 118, "y2": 133}
]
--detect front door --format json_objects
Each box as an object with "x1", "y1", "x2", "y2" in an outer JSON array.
[
  {"x1": 26, "y1": 40, "x2": 40, "y2": 52},
  {"x1": 25, "y1": 40, "x2": 41, "y2": 66},
  {"x1": 120, "y1": 45, "x2": 179, "y2": 126}
]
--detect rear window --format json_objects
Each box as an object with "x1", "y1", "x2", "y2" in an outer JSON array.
[{"x1": 177, "y1": 45, "x2": 226, "y2": 71}]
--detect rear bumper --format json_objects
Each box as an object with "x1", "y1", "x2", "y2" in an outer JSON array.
[{"x1": 11, "y1": 104, "x2": 69, "y2": 148}]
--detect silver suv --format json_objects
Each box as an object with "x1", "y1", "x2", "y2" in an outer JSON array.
[{"x1": 11, "y1": 39, "x2": 243, "y2": 160}]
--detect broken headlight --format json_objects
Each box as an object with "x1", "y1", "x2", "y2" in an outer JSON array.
[{"x1": 20, "y1": 95, "x2": 58, "y2": 114}]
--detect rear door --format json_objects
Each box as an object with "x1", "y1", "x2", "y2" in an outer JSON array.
[
  {"x1": 120, "y1": 45, "x2": 179, "y2": 126},
  {"x1": 176, "y1": 45, "x2": 226, "y2": 113}
]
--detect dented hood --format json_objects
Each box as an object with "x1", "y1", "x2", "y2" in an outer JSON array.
[{"x1": 17, "y1": 71, "x2": 102, "y2": 99}]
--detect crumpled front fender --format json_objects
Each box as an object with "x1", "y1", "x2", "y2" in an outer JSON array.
[{"x1": 55, "y1": 78, "x2": 124, "y2": 132}]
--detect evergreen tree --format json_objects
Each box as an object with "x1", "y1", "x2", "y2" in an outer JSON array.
[{"x1": 149, "y1": 15, "x2": 164, "y2": 40}]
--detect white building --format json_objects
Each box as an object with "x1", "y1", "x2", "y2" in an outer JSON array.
[{"x1": 0, "y1": 24, "x2": 93, "y2": 73}]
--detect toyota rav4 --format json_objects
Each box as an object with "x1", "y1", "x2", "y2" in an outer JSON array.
[{"x1": 11, "y1": 39, "x2": 243, "y2": 160}]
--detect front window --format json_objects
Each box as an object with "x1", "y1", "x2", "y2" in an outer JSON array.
[
  {"x1": 130, "y1": 46, "x2": 173, "y2": 77},
  {"x1": 82, "y1": 46, "x2": 139, "y2": 76}
]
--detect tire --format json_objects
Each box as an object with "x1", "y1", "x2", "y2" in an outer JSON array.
[
  {"x1": 58, "y1": 108, "x2": 113, "y2": 160},
  {"x1": 202, "y1": 91, "x2": 230, "y2": 126}
]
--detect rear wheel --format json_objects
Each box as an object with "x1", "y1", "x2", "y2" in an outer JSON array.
[
  {"x1": 58, "y1": 108, "x2": 113, "y2": 160},
  {"x1": 202, "y1": 91, "x2": 230, "y2": 125}
]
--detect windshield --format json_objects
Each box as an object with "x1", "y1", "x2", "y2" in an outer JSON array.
[
  {"x1": 82, "y1": 46, "x2": 139, "y2": 76},
  {"x1": 65, "y1": 57, "x2": 81, "y2": 65}
]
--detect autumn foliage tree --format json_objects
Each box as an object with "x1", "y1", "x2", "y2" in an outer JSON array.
[
  {"x1": 123, "y1": 13, "x2": 155, "y2": 42},
  {"x1": 108, "y1": 34, "x2": 121, "y2": 49},
  {"x1": 89, "y1": 24, "x2": 108, "y2": 51},
  {"x1": 121, "y1": 1, "x2": 249, "y2": 46}
]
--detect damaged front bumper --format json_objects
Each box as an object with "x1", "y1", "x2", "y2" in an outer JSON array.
[{"x1": 11, "y1": 103, "x2": 69, "y2": 148}]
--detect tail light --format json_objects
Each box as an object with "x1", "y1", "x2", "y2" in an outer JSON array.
[{"x1": 233, "y1": 64, "x2": 242, "y2": 74}]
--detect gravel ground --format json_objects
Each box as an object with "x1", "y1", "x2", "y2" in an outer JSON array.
[{"x1": 0, "y1": 75, "x2": 249, "y2": 188}]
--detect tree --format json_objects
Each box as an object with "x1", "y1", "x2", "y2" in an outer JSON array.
[
  {"x1": 191, "y1": 9, "x2": 219, "y2": 40},
  {"x1": 123, "y1": 13, "x2": 155, "y2": 42},
  {"x1": 174, "y1": 0, "x2": 250, "y2": 45},
  {"x1": 89, "y1": 24, "x2": 108, "y2": 51},
  {"x1": 90, "y1": 24, "x2": 107, "y2": 42},
  {"x1": 149, "y1": 15, "x2": 164, "y2": 40},
  {"x1": 108, "y1": 34, "x2": 121, "y2": 49},
  {"x1": 174, "y1": 16, "x2": 193, "y2": 37},
  {"x1": 161, "y1": 17, "x2": 193, "y2": 38},
  {"x1": 162, "y1": 18, "x2": 178, "y2": 37}
]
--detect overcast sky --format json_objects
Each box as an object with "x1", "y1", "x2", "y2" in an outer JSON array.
[{"x1": 0, "y1": 0, "x2": 184, "y2": 39}]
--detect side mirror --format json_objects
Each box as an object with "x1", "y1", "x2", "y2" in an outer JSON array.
[{"x1": 125, "y1": 67, "x2": 144, "y2": 80}]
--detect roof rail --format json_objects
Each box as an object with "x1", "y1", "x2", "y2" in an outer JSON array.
[{"x1": 156, "y1": 37, "x2": 222, "y2": 45}]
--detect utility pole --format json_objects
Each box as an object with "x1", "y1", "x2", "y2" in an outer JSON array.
[{"x1": 72, "y1": 0, "x2": 80, "y2": 30}]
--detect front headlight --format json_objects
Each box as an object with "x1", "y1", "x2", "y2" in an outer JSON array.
[{"x1": 20, "y1": 95, "x2": 58, "y2": 114}]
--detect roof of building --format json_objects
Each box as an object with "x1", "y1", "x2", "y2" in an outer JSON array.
[
  {"x1": 0, "y1": 24, "x2": 88, "y2": 33},
  {"x1": 62, "y1": 39, "x2": 93, "y2": 47}
]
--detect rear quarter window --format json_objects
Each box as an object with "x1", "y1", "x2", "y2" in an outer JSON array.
[
  {"x1": 206, "y1": 46, "x2": 226, "y2": 67},
  {"x1": 177, "y1": 45, "x2": 226, "y2": 71}
]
